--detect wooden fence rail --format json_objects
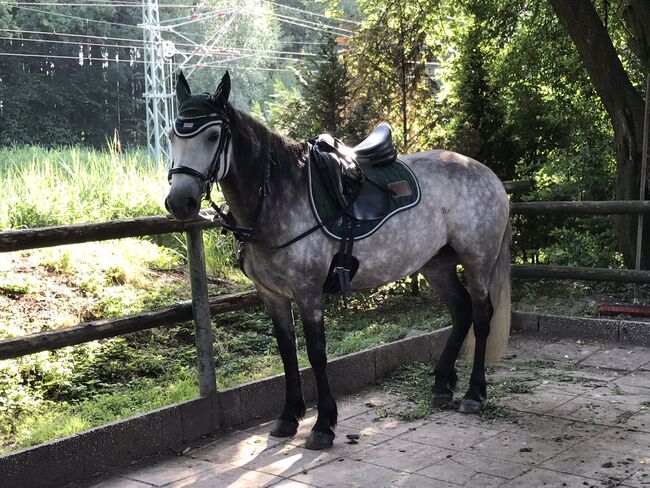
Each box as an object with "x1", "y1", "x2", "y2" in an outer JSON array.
[
  {"x1": 1, "y1": 201, "x2": 649, "y2": 254},
  {"x1": 511, "y1": 265, "x2": 650, "y2": 284},
  {"x1": 0, "y1": 211, "x2": 222, "y2": 253},
  {"x1": 510, "y1": 200, "x2": 650, "y2": 215},
  {"x1": 0, "y1": 291, "x2": 262, "y2": 361},
  {"x1": 0, "y1": 199, "x2": 648, "y2": 365}
]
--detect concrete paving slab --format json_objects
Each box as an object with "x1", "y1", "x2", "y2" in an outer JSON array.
[
  {"x1": 505, "y1": 390, "x2": 577, "y2": 415},
  {"x1": 497, "y1": 412, "x2": 593, "y2": 439},
  {"x1": 352, "y1": 437, "x2": 447, "y2": 473},
  {"x1": 581, "y1": 381, "x2": 650, "y2": 406},
  {"x1": 338, "y1": 409, "x2": 429, "y2": 437},
  {"x1": 165, "y1": 465, "x2": 281, "y2": 488},
  {"x1": 580, "y1": 426, "x2": 650, "y2": 459},
  {"x1": 290, "y1": 457, "x2": 457, "y2": 488},
  {"x1": 616, "y1": 370, "x2": 650, "y2": 389},
  {"x1": 120, "y1": 456, "x2": 217, "y2": 486},
  {"x1": 87, "y1": 477, "x2": 154, "y2": 488},
  {"x1": 336, "y1": 397, "x2": 371, "y2": 421},
  {"x1": 624, "y1": 467, "x2": 650, "y2": 487},
  {"x1": 563, "y1": 364, "x2": 624, "y2": 383},
  {"x1": 397, "y1": 418, "x2": 502, "y2": 451},
  {"x1": 416, "y1": 451, "x2": 529, "y2": 487},
  {"x1": 499, "y1": 467, "x2": 601, "y2": 488},
  {"x1": 270, "y1": 480, "x2": 316, "y2": 488},
  {"x1": 579, "y1": 346, "x2": 650, "y2": 371},
  {"x1": 540, "y1": 443, "x2": 643, "y2": 484},
  {"x1": 536, "y1": 340, "x2": 601, "y2": 363},
  {"x1": 240, "y1": 442, "x2": 337, "y2": 479},
  {"x1": 467, "y1": 430, "x2": 577, "y2": 466},
  {"x1": 189, "y1": 432, "x2": 282, "y2": 467},
  {"x1": 548, "y1": 395, "x2": 643, "y2": 427}
]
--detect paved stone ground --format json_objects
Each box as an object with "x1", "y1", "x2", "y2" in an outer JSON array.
[{"x1": 87, "y1": 333, "x2": 650, "y2": 488}]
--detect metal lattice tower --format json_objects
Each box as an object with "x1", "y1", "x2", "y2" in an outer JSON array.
[{"x1": 142, "y1": 0, "x2": 172, "y2": 168}]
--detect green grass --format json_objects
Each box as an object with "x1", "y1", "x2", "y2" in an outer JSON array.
[
  {"x1": 376, "y1": 357, "x2": 545, "y2": 423},
  {"x1": 0, "y1": 145, "x2": 237, "y2": 276}
]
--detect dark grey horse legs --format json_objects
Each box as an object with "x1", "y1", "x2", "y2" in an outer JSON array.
[
  {"x1": 423, "y1": 263, "x2": 473, "y2": 405},
  {"x1": 258, "y1": 290, "x2": 306, "y2": 437},
  {"x1": 459, "y1": 297, "x2": 494, "y2": 413}
]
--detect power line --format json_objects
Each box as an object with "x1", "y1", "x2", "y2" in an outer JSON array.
[
  {"x1": 1, "y1": 1, "x2": 205, "y2": 7},
  {"x1": 268, "y1": 15, "x2": 351, "y2": 37},
  {"x1": 0, "y1": 27, "x2": 147, "y2": 44},
  {"x1": 1, "y1": 0, "x2": 362, "y2": 26},
  {"x1": 267, "y1": 11, "x2": 355, "y2": 34},
  {"x1": 0, "y1": 27, "x2": 323, "y2": 55},
  {"x1": 0, "y1": 50, "x2": 146, "y2": 62},
  {"x1": 266, "y1": 1, "x2": 361, "y2": 26},
  {"x1": 0, "y1": 51, "x2": 297, "y2": 73},
  {"x1": 0, "y1": 35, "x2": 143, "y2": 50}
]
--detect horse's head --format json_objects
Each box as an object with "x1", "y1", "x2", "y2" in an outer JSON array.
[{"x1": 165, "y1": 71, "x2": 232, "y2": 221}]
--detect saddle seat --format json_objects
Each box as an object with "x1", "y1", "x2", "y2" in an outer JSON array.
[
  {"x1": 310, "y1": 124, "x2": 419, "y2": 223},
  {"x1": 310, "y1": 124, "x2": 399, "y2": 221},
  {"x1": 353, "y1": 123, "x2": 396, "y2": 166}
]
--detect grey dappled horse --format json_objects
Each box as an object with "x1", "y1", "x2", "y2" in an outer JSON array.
[{"x1": 165, "y1": 72, "x2": 511, "y2": 450}]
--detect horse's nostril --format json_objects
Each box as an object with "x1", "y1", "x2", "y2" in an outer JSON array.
[{"x1": 185, "y1": 197, "x2": 198, "y2": 213}]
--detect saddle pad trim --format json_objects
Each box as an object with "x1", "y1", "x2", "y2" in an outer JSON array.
[{"x1": 307, "y1": 159, "x2": 421, "y2": 241}]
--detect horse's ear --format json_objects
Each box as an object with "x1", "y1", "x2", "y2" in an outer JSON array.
[
  {"x1": 176, "y1": 71, "x2": 191, "y2": 103},
  {"x1": 212, "y1": 71, "x2": 231, "y2": 105}
]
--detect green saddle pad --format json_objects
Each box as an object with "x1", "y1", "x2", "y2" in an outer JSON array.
[{"x1": 307, "y1": 157, "x2": 421, "y2": 240}]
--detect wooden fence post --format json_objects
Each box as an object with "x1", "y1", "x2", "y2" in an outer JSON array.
[{"x1": 185, "y1": 227, "x2": 217, "y2": 397}]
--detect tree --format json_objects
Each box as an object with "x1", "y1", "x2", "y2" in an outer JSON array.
[
  {"x1": 346, "y1": 0, "x2": 440, "y2": 152},
  {"x1": 441, "y1": 24, "x2": 518, "y2": 180},
  {"x1": 548, "y1": 0, "x2": 649, "y2": 268}
]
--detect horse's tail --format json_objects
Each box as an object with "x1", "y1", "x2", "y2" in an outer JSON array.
[{"x1": 466, "y1": 220, "x2": 511, "y2": 364}]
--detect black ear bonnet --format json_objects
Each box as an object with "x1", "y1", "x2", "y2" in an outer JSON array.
[
  {"x1": 173, "y1": 71, "x2": 230, "y2": 138},
  {"x1": 173, "y1": 94, "x2": 225, "y2": 138}
]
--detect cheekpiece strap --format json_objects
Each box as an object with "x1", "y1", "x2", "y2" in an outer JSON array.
[{"x1": 173, "y1": 113, "x2": 225, "y2": 138}]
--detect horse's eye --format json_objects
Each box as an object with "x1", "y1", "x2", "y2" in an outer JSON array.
[{"x1": 208, "y1": 133, "x2": 220, "y2": 143}]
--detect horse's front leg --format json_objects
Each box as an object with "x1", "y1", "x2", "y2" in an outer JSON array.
[
  {"x1": 294, "y1": 292, "x2": 337, "y2": 450},
  {"x1": 257, "y1": 287, "x2": 306, "y2": 437}
]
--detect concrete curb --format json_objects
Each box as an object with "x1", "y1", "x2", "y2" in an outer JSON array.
[
  {"x1": 0, "y1": 327, "x2": 451, "y2": 488},
  {"x1": 512, "y1": 311, "x2": 650, "y2": 346}
]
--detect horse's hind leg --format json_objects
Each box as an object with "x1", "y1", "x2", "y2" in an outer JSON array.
[
  {"x1": 458, "y1": 265, "x2": 494, "y2": 414},
  {"x1": 257, "y1": 287, "x2": 306, "y2": 437},
  {"x1": 420, "y1": 249, "x2": 472, "y2": 406},
  {"x1": 294, "y1": 291, "x2": 337, "y2": 450}
]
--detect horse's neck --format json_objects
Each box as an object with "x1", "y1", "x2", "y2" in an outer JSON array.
[{"x1": 220, "y1": 109, "x2": 309, "y2": 233}]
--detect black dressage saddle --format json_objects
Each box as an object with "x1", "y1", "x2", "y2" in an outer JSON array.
[
  {"x1": 310, "y1": 123, "x2": 398, "y2": 221},
  {"x1": 308, "y1": 124, "x2": 420, "y2": 294}
]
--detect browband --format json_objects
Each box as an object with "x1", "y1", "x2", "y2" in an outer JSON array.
[{"x1": 173, "y1": 114, "x2": 225, "y2": 138}]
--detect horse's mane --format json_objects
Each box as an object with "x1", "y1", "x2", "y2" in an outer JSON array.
[{"x1": 225, "y1": 103, "x2": 308, "y2": 171}]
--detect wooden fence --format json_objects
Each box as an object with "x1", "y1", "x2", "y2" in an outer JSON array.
[{"x1": 1, "y1": 200, "x2": 649, "y2": 395}]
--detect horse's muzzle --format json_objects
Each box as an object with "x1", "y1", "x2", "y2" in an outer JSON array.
[{"x1": 166, "y1": 176, "x2": 202, "y2": 222}]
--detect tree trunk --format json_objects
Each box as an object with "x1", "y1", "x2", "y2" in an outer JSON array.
[{"x1": 548, "y1": 0, "x2": 649, "y2": 269}]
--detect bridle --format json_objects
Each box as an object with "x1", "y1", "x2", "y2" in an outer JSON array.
[
  {"x1": 166, "y1": 106, "x2": 328, "y2": 250},
  {"x1": 167, "y1": 112, "x2": 269, "y2": 240},
  {"x1": 168, "y1": 113, "x2": 231, "y2": 190}
]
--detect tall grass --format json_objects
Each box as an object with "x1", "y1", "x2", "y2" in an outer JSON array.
[
  {"x1": 0, "y1": 145, "x2": 167, "y2": 228},
  {"x1": 0, "y1": 145, "x2": 236, "y2": 274}
]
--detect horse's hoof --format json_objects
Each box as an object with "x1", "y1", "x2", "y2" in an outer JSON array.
[
  {"x1": 458, "y1": 399, "x2": 482, "y2": 414},
  {"x1": 270, "y1": 419, "x2": 298, "y2": 438},
  {"x1": 304, "y1": 430, "x2": 334, "y2": 450},
  {"x1": 431, "y1": 392, "x2": 453, "y2": 408}
]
